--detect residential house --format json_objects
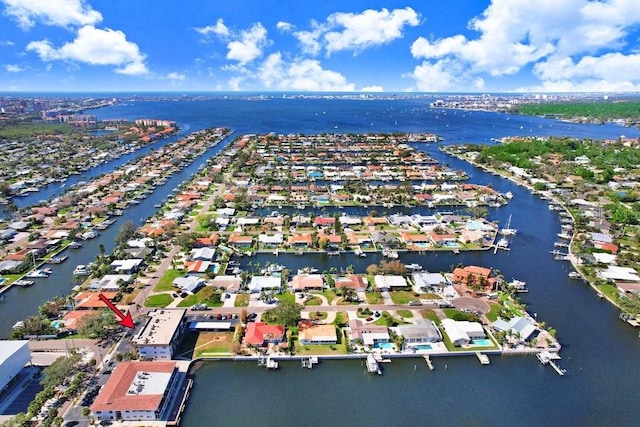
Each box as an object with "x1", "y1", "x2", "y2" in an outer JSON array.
[
  {"x1": 172, "y1": 276, "x2": 205, "y2": 294},
  {"x1": 290, "y1": 274, "x2": 324, "y2": 291},
  {"x1": 248, "y1": 276, "x2": 281, "y2": 293},
  {"x1": 441, "y1": 319, "x2": 485, "y2": 346},
  {"x1": 298, "y1": 323, "x2": 338, "y2": 345},
  {"x1": 492, "y1": 316, "x2": 538, "y2": 342},
  {"x1": 110, "y1": 259, "x2": 144, "y2": 274},
  {"x1": 334, "y1": 274, "x2": 366, "y2": 292},
  {"x1": 397, "y1": 319, "x2": 442, "y2": 348},
  {"x1": 243, "y1": 322, "x2": 285, "y2": 346},
  {"x1": 374, "y1": 275, "x2": 409, "y2": 291},
  {"x1": 349, "y1": 320, "x2": 390, "y2": 346},
  {"x1": 210, "y1": 275, "x2": 242, "y2": 293}
]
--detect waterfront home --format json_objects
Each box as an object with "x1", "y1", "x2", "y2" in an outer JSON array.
[
  {"x1": 194, "y1": 233, "x2": 219, "y2": 247},
  {"x1": 290, "y1": 274, "x2": 324, "y2": 291},
  {"x1": 374, "y1": 275, "x2": 409, "y2": 291},
  {"x1": 88, "y1": 274, "x2": 133, "y2": 292},
  {"x1": 110, "y1": 258, "x2": 144, "y2": 274},
  {"x1": 314, "y1": 217, "x2": 336, "y2": 228},
  {"x1": 227, "y1": 233, "x2": 253, "y2": 248},
  {"x1": 132, "y1": 309, "x2": 187, "y2": 360},
  {"x1": 173, "y1": 276, "x2": 205, "y2": 294},
  {"x1": 412, "y1": 272, "x2": 448, "y2": 293},
  {"x1": 243, "y1": 322, "x2": 285, "y2": 347},
  {"x1": 248, "y1": 276, "x2": 281, "y2": 293},
  {"x1": 363, "y1": 216, "x2": 389, "y2": 227},
  {"x1": 298, "y1": 323, "x2": 338, "y2": 345},
  {"x1": 334, "y1": 274, "x2": 366, "y2": 292},
  {"x1": 428, "y1": 231, "x2": 458, "y2": 247},
  {"x1": 90, "y1": 361, "x2": 187, "y2": 424},
  {"x1": 400, "y1": 232, "x2": 430, "y2": 248},
  {"x1": 598, "y1": 266, "x2": 640, "y2": 283},
  {"x1": 258, "y1": 233, "x2": 284, "y2": 248},
  {"x1": 458, "y1": 230, "x2": 486, "y2": 245},
  {"x1": 397, "y1": 319, "x2": 442, "y2": 348},
  {"x1": 189, "y1": 247, "x2": 216, "y2": 261},
  {"x1": 210, "y1": 275, "x2": 242, "y2": 293},
  {"x1": 492, "y1": 316, "x2": 538, "y2": 342},
  {"x1": 184, "y1": 260, "x2": 212, "y2": 274},
  {"x1": 441, "y1": 319, "x2": 486, "y2": 347},
  {"x1": 348, "y1": 320, "x2": 390, "y2": 347},
  {"x1": 288, "y1": 233, "x2": 313, "y2": 248},
  {"x1": 74, "y1": 291, "x2": 118, "y2": 310},
  {"x1": 452, "y1": 266, "x2": 494, "y2": 289}
]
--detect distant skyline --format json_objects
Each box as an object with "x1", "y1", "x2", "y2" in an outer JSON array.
[{"x1": 1, "y1": 0, "x2": 639, "y2": 93}]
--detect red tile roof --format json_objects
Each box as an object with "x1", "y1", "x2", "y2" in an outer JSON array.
[
  {"x1": 90, "y1": 361, "x2": 176, "y2": 412},
  {"x1": 244, "y1": 322, "x2": 285, "y2": 345}
]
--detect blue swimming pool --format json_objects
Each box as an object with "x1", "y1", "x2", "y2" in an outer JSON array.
[
  {"x1": 415, "y1": 344, "x2": 432, "y2": 351},
  {"x1": 374, "y1": 342, "x2": 395, "y2": 350},
  {"x1": 471, "y1": 339, "x2": 492, "y2": 347}
]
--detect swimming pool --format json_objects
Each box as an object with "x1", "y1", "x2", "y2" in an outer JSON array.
[
  {"x1": 471, "y1": 339, "x2": 492, "y2": 347},
  {"x1": 374, "y1": 342, "x2": 395, "y2": 350},
  {"x1": 415, "y1": 344, "x2": 432, "y2": 351}
]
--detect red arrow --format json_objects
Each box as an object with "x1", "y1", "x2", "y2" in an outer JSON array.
[{"x1": 98, "y1": 293, "x2": 135, "y2": 328}]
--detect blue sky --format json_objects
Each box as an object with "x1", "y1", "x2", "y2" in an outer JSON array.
[{"x1": 1, "y1": 0, "x2": 639, "y2": 92}]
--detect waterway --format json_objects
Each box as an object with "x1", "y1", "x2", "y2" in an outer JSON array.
[{"x1": 2, "y1": 95, "x2": 640, "y2": 425}]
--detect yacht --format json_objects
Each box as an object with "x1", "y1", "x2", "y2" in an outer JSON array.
[
  {"x1": 73, "y1": 265, "x2": 89, "y2": 276},
  {"x1": 404, "y1": 263, "x2": 423, "y2": 272},
  {"x1": 14, "y1": 279, "x2": 35, "y2": 287},
  {"x1": 26, "y1": 269, "x2": 49, "y2": 278}
]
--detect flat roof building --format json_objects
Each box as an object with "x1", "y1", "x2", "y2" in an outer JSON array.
[
  {"x1": 132, "y1": 309, "x2": 186, "y2": 360},
  {"x1": 0, "y1": 340, "x2": 30, "y2": 393},
  {"x1": 90, "y1": 361, "x2": 186, "y2": 423}
]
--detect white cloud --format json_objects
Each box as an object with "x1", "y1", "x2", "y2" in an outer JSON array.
[
  {"x1": 26, "y1": 25, "x2": 148, "y2": 75},
  {"x1": 361, "y1": 85, "x2": 385, "y2": 92},
  {"x1": 226, "y1": 23, "x2": 269, "y2": 64},
  {"x1": 5, "y1": 64, "x2": 22, "y2": 72},
  {"x1": 166, "y1": 72, "x2": 186, "y2": 81},
  {"x1": 0, "y1": 40, "x2": 15, "y2": 46},
  {"x1": 198, "y1": 20, "x2": 270, "y2": 65},
  {"x1": 324, "y1": 7, "x2": 420, "y2": 55},
  {"x1": 276, "y1": 21, "x2": 294, "y2": 32},
  {"x1": 258, "y1": 52, "x2": 355, "y2": 91},
  {"x1": 292, "y1": 7, "x2": 420, "y2": 56},
  {"x1": 408, "y1": 0, "x2": 640, "y2": 91},
  {"x1": 2, "y1": 0, "x2": 102, "y2": 29},
  {"x1": 195, "y1": 18, "x2": 229, "y2": 38}
]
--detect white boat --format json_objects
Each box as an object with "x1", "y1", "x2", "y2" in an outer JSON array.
[
  {"x1": 26, "y1": 269, "x2": 49, "y2": 278},
  {"x1": 499, "y1": 214, "x2": 517, "y2": 236},
  {"x1": 14, "y1": 279, "x2": 35, "y2": 287},
  {"x1": 46, "y1": 255, "x2": 68, "y2": 264},
  {"x1": 508, "y1": 279, "x2": 527, "y2": 292},
  {"x1": 68, "y1": 241, "x2": 82, "y2": 249},
  {"x1": 496, "y1": 238, "x2": 509, "y2": 248},
  {"x1": 557, "y1": 232, "x2": 572, "y2": 240},
  {"x1": 404, "y1": 263, "x2": 423, "y2": 271},
  {"x1": 504, "y1": 191, "x2": 513, "y2": 199},
  {"x1": 366, "y1": 354, "x2": 382, "y2": 375},
  {"x1": 73, "y1": 265, "x2": 89, "y2": 276},
  {"x1": 354, "y1": 248, "x2": 367, "y2": 258},
  {"x1": 568, "y1": 271, "x2": 582, "y2": 280}
]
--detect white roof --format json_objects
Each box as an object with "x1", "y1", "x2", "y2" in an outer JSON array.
[
  {"x1": 91, "y1": 274, "x2": 132, "y2": 291},
  {"x1": 190, "y1": 247, "x2": 216, "y2": 261},
  {"x1": 132, "y1": 309, "x2": 186, "y2": 346},
  {"x1": 593, "y1": 253, "x2": 616, "y2": 264},
  {"x1": 493, "y1": 316, "x2": 537, "y2": 340},
  {"x1": 441, "y1": 318, "x2": 470, "y2": 344},
  {"x1": 599, "y1": 266, "x2": 640, "y2": 282},
  {"x1": 374, "y1": 275, "x2": 407, "y2": 289},
  {"x1": 248, "y1": 276, "x2": 282, "y2": 292},
  {"x1": 0, "y1": 340, "x2": 29, "y2": 365},
  {"x1": 361, "y1": 330, "x2": 390, "y2": 346},
  {"x1": 173, "y1": 275, "x2": 205, "y2": 293},
  {"x1": 110, "y1": 258, "x2": 143, "y2": 272},
  {"x1": 258, "y1": 234, "x2": 284, "y2": 244}
]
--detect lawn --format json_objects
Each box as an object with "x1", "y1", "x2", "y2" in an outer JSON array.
[
  {"x1": 373, "y1": 311, "x2": 407, "y2": 326},
  {"x1": 154, "y1": 269, "x2": 182, "y2": 292},
  {"x1": 366, "y1": 291, "x2": 384, "y2": 304},
  {"x1": 296, "y1": 342, "x2": 347, "y2": 356},
  {"x1": 485, "y1": 302, "x2": 503, "y2": 322},
  {"x1": 178, "y1": 287, "x2": 224, "y2": 308},
  {"x1": 145, "y1": 293, "x2": 173, "y2": 308},
  {"x1": 234, "y1": 294, "x2": 250, "y2": 307},
  {"x1": 194, "y1": 332, "x2": 236, "y2": 357},
  {"x1": 334, "y1": 311, "x2": 348, "y2": 327},
  {"x1": 420, "y1": 309, "x2": 441, "y2": 324},
  {"x1": 305, "y1": 297, "x2": 323, "y2": 306},
  {"x1": 319, "y1": 289, "x2": 337, "y2": 303},
  {"x1": 275, "y1": 291, "x2": 295, "y2": 305},
  {"x1": 309, "y1": 311, "x2": 327, "y2": 321},
  {"x1": 390, "y1": 291, "x2": 419, "y2": 305},
  {"x1": 396, "y1": 310, "x2": 413, "y2": 318}
]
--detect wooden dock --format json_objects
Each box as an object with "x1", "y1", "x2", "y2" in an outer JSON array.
[
  {"x1": 423, "y1": 355, "x2": 434, "y2": 370},
  {"x1": 301, "y1": 357, "x2": 318, "y2": 369}
]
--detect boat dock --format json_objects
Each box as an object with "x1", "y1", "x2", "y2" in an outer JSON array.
[
  {"x1": 423, "y1": 355, "x2": 434, "y2": 370},
  {"x1": 366, "y1": 354, "x2": 382, "y2": 375},
  {"x1": 537, "y1": 351, "x2": 566, "y2": 376},
  {"x1": 476, "y1": 352, "x2": 490, "y2": 365},
  {"x1": 301, "y1": 357, "x2": 319, "y2": 369},
  {"x1": 258, "y1": 356, "x2": 279, "y2": 370}
]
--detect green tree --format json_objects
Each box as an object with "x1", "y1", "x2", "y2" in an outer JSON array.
[
  {"x1": 264, "y1": 299, "x2": 302, "y2": 328},
  {"x1": 115, "y1": 221, "x2": 137, "y2": 247},
  {"x1": 41, "y1": 354, "x2": 81, "y2": 389},
  {"x1": 76, "y1": 310, "x2": 117, "y2": 339}
]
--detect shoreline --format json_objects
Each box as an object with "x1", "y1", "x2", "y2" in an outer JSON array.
[{"x1": 440, "y1": 147, "x2": 621, "y2": 311}]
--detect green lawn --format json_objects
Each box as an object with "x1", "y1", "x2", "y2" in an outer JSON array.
[
  {"x1": 145, "y1": 293, "x2": 173, "y2": 308},
  {"x1": 334, "y1": 311, "x2": 348, "y2": 327},
  {"x1": 366, "y1": 291, "x2": 384, "y2": 304},
  {"x1": 305, "y1": 297, "x2": 322, "y2": 306},
  {"x1": 296, "y1": 342, "x2": 347, "y2": 355},
  {"x1": 485, "y1": 303, "x2": 503, "y2": 322},
  {"x1": 275, "y1": 291, "x2": 295, "y2": 304},
  {"x1": 319, "y1": 289, "x2": 337, "y2": 303},
  {"x1": 373, "y1": 311, "x2": 407, "y2": 326},
  {"x1": 309, "y1": 311, "x2": 327, "y2": 321},
  {"x1": 396, "y1": 310, "x2": 413, "y2": 318},
  {"x1": 154, "y1": 269, "x2": 182, "y2": 292},
  {"x1": 390, "y1": 291, "x2": 419, "y2": 305},
  {"x1": 177, "y1": 295, "x2": 198, "y2": 307},
  {"x1": 234, "y1": 294, "x2": 250, "y2": 307},
  {"x1": 420, "y1": 309, "x2": 441, "y2": 324},
  {"x1": 194, "y1": 332, "x2": 236, "y2": 357}
]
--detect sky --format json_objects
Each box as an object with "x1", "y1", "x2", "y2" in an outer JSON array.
[{"x1": 1, "y1": 0, "x2": 640, "y2": 93}]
